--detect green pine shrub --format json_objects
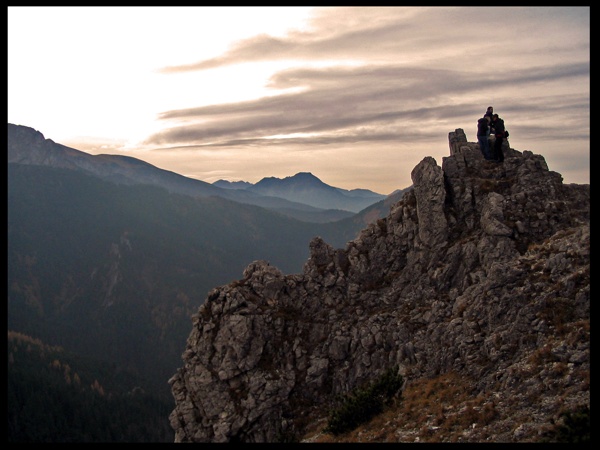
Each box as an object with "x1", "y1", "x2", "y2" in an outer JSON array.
[
  {"x1": 540, "y1": 405, "x2": 590, "y2": 443},
  {"x1": 325, "y1": 365, "x2": 403, "y2": 435}
]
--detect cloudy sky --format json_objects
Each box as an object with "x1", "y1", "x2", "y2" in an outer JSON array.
[{"x1": 8, "y1": 6, "x2": 589, "y2": 195}]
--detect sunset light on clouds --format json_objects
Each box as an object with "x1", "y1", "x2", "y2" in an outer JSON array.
[{"x1": 8, "y1": 6, "x2": 589, "y2": 194}]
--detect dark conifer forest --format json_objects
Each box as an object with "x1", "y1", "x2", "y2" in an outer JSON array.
[{"x1": 7, "y1": 331, "x2": 174, "y2": 442}]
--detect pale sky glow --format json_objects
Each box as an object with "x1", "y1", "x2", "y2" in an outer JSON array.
[{"x1": 8, "y1": 6, "x2": 589, "y2": 195}]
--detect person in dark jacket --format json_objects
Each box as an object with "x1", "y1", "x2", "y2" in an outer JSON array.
[
  {"x1": 484, "y1": 106, "x2": 494, "y2": 121},
  {"x1": 491, "y1": 113, "x2": 505, "y2": 162},
  {"x1": 477, "y1": 116, "x2": 492, "y2": 160},
  {"x1": 484, "y1": 106, "x2": 494, "y2": 133}
]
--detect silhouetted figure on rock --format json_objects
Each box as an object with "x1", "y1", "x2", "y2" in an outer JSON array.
[
  {"x1": 491, "y1": 113, "x2": 505, "y2": 162},
  {"x1": 477, "y1": 115, "x2": 493, "y2": 160}
]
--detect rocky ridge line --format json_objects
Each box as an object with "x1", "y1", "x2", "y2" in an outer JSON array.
[{"x1": 169, "y1": 129, "x2": 589, "y2": 442}]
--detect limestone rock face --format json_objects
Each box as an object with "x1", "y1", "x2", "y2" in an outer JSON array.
[{"x1": 169, "y1": 129, "x2": 589, "y2": 443}]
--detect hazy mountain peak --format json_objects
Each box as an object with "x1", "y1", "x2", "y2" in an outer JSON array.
[
  {"x1": 257, "y1": 172, "x2": 320, "y2": 184},
  {"x1": 291, "y1": 171, "x2": 318, "y2": 180},
  {"x1": 250, "y1": 172, "x2": 385, "y2": 213}
]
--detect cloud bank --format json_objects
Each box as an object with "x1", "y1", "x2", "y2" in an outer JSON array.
[{"x1": 139, "y1": 7, "x2": 589, "y2": 193}]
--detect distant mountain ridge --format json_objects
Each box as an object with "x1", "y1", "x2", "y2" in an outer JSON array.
[
  {"x1": 213, "y1": 179, "x2": 254, "y2": 190},
  {"x1": 246, "y1": 172, "x2": 385, "y2": 213},
  {"x1": 214, "y1": 172, "x2": 386, "y2": 214},
  {"x1": 8, "y1": 124, "x2": 386, "y2": 221}
]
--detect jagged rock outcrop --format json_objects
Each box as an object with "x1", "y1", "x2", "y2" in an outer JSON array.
[{"x1": 169, "y1": 129, "x2": 589, "y2": 443}]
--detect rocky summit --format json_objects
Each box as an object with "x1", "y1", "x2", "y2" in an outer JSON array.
[{"x1": 168, "y1": 129, "x2": 590, "y2": 443}]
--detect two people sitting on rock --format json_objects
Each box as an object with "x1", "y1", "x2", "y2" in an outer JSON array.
[{"x1": 477, "y1": 106, "x2": 508, "y2": 162}]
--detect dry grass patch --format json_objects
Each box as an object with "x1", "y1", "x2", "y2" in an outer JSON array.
[{"x1": 304, "y1": 371, "x2": 498, "y2": 443}]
